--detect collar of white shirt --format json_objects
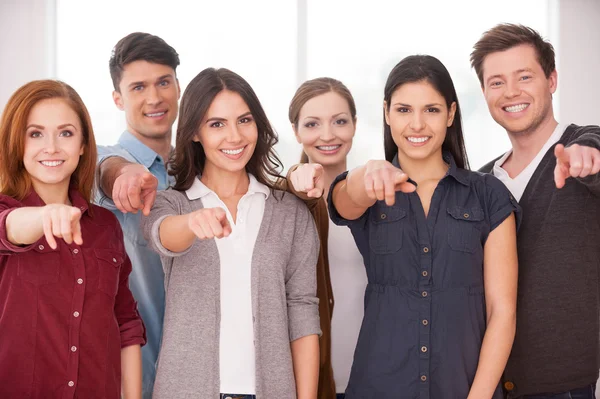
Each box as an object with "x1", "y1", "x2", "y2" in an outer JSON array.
[{"x1": 185, "y1": 173, "x2": 270, "y2": 201}]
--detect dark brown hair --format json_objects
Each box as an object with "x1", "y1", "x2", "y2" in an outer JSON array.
[
  {"x1": 0, "y1": 80, "x2": 97, "y2": 203},
  {"x1": 109, "y1": 32, "x2": 180, "y2": 91},
  {"x1": 384, "y1": 55, "x2": 469, "y2": 169},
  {"x1": 170, "y1": 68, "x2": 283, "y2": 191},
  {"x1": 288, "y1": 77, "x2": 357, "y2": 163},
  {"x1": 470, "y1": 23, "x2": 556, "y2": 86}
]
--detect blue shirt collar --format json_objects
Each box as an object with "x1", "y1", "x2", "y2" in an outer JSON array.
[
  {"x1": 391, "y1": 151, "x2": 470, "y2": 187},
  {"x1": 117, "y1": 131, "x2": 163, "y2": 169}
]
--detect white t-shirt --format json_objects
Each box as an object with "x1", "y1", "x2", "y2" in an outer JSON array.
[
  {"x1": 185, "y1": 174, "x2": 269, "y2": 395},
  {"x1": 328, "y1": 219, "x2": 368, "y2": 393},
  {"x1": 493, "y1": 123, "x2": 566, "y2": 201}
]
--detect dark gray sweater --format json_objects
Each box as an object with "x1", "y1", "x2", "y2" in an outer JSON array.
[{"x1": 480, "y1": 124, "x2": 600, "y2": 397}]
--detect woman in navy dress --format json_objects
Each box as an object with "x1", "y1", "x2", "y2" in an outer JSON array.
[{"x1": 328, "y1": 55, "x2": 520, "y2": 398}]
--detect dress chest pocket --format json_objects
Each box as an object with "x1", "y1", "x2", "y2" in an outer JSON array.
[
  {"x1": 447, "y1": 207, "x2": 484, "y2": 253},
  {"x1": 368, "y1": 205, "x2": 407, "y2": 254},
  {"x1": 18, "y1": 243, "x2": 61, "y2": 286},
  {"x1": 95, "y1": 249, "x2": 123, "y2": 297}
]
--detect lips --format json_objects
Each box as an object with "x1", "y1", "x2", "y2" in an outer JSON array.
[
  {"x1": 503, "y1": 103, "x2": 529, "y2": 113},
  {"x1": 39, "y1": 160, "x2": 64, "y2": 167},
  {"x1": 219, "y1": 145, "x2": 247, "y2": 160},
  {"x1": 144, "y1": 110, "x2": 167, "y2": 118}
]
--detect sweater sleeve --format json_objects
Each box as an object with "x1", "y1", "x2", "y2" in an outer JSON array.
[
  {"x1": 286, "y1": 198, "x2": 322, "y2": 342},
  {"x1": 565, "y1": 124, "x2": 600, "y2": 195}
]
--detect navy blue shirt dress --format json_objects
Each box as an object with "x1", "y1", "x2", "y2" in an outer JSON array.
[{"x1": 328, "y1": 152, "x2": 521, "y2": 399}]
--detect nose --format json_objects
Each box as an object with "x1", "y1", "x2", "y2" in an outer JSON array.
[
  {"x1": 504, "y1": 79, "x2": 521, "y2": 99},
  {"x1": 146, "y1": 85, "x2": 162, "y2": 106},
  {"x1": 43, "y1": 135, "x2": 59, "y2": 154},
  {"x1": 226, "y1": 123, "x2": 242, "y2": 143},
  {"x1": 409, "y1": 112, "x2": 426, "y2": 132},
  {"x1": 320, "y1": 124, "x2": 335, "y2": 142}
]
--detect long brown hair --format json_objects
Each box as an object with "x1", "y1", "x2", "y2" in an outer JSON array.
[
  {"x1": 0, "y1": 80, "x2": 97, "y2": 203},
  {"x1": 170, "y1": 68, "x2": 283, "y2": 191},
  {"x1": 288, "y1": 77, "x2": 357, "y2": 163}
]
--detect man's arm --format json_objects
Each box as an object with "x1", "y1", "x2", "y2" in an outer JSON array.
[{"x1": 98, "y1": 157, "x2": 158, "y2": 215}]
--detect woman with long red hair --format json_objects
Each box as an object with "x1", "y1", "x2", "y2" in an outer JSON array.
[{"x1": 0, "y1": 80, "x2": 146, "y2": 398}]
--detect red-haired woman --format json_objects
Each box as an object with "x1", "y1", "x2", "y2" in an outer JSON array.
[{"x1": 0, "y1": 80, "x2": 146, "y2": 399}]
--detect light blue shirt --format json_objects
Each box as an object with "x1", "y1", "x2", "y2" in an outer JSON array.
[{"x1": 95, "y1": 131, "x2": 173, "y2": 399}]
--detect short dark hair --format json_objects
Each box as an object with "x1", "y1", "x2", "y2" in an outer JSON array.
[
  {"x1": 470, "y1": 24, "x2": 556, "y2": 86},
  {"x1": 109, "y1": 32, "x2": 180, "y2": 91},
  {"x1": 170, "y1": 68, "x2": 284, "y2": 192},
  {"x1": 383, "y1": 55, "x2": 469, "y2": 170}
]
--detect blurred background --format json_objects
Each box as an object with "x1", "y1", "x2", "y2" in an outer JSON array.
[{"x1": 1, "y1": 0, "x2": 599, "y2": 172}]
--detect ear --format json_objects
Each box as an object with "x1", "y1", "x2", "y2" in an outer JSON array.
[
  {"x1": 383, "y1": 101, "x2": 390, "y2": 125},
  {"x1": 79, "y1": 144, "x2": 84, "y2": 156},
  {"x1": 113, "y1": 90, "x2": 124, "y2": 111},
  {"x1": 548, "y1": 69, "x2": 558, "y2": 94},
  {"x1": 292, "y1": 124, "x2": 302, "y2": 144},
  {"x1": 447, "y1": 102, "x2": 457, "y2": 127},
  {"x1": 192, "y1": 130, "x2": 202, "y2": 143},
  {"x1": 351, "y1": 116, "x2": 358, "y2": 137},
  {"x1": 176, "y1": 78, "x2": 182, "y2": 100}
]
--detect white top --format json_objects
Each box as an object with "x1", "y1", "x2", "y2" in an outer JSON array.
[
  {"x1": 328, "y1": 219, "x2": 368, "y2": 393},
  {"x1": 185, "y1": 174, "x2": 270, "y2": 395},
  {"x1": 493, "y1": 123, "x2": 566, "y2": 201}
]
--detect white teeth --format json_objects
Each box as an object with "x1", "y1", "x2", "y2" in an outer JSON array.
[
  {"x1": 221, "y1": 148, "x2": 244, "y2": 155},
  {"x1": 146, "y1": 111, "x2": 166, "y2": 117},
  {"x1": 317, "y1": 145, "x2": 341, "y2": 151},
  {"x1": 41, "y1": 161, "x2": 64, "y2": 167},
  {"x1": 504, "y1": 104, "x2": 528, "y2": 113},
  {"x1": 407, "y1": 137, "x2": 430, "y2": 143}
]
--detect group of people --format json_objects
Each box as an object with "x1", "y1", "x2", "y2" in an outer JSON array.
[{"x1": 0, "y1": 22, "x2": 598, "y2": 399}]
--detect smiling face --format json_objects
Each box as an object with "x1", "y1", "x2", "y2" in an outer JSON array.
[
  {"x1": 193, "y1": 90, "x2": 258, "y2": 177},
  {"x1": 113, "y1": 60, "x2": 180, "y2": 143},
  {"x1": 293, "y1": 91, "x2": 356, "y2": 167},
  {"x1": 23, "y1": 98, "x2": 84, "y2": 194},
  {"x1": 482, "y1": 44, "x2": 557, "y2": 137},
  {"x1": 384, "y1": 80, "x2": 456, "y2": 164}
]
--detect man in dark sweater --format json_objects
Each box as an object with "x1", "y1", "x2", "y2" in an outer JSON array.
[{"x1": 471, "y1": 24, "x2": 600, "y2": 398}]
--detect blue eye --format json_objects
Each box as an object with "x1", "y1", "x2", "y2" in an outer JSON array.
[{"x1": 30, "y1": 131, "x2": 42, "y2": 138}]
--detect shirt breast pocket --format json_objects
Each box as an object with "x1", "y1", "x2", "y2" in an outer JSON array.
[
  {"x1": 447, "y1": 207, "x2": 484, "y2": 253},
  {"x1": 18, "y1": 244, "x2": 61, "y2": 286},
  {"x1": 369, "y1": 205, "x2": 406, "y2": 254},
  {"x1": 95, "y1": 249, "x2": 123, "y2": 297}
]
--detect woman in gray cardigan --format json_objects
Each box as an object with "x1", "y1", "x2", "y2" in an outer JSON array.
[{"x1": 141, "y1": 68, "x2": 321, "y2": 399}]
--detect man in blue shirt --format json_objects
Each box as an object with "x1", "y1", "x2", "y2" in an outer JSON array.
[{"x1": 95, "y1": 32, "x2": 180, "y2": 398}]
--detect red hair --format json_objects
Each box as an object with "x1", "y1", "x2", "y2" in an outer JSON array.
[{"x1": 0, "y1": 80, "x2": 97, "y2": 203}]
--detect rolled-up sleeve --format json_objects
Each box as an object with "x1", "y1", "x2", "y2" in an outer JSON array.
[
  {"x1": 141, "y1": 190, "x2": 192, "y2": 258},
  {"x1": 112, "y1": 224, "x2": 147, "y2": 348},
  {"x1": 0, "y1": 196, "x2": 36, "y2": 255},
  {"x1": 484, "y1": 173, "x2": 522, "y2": 232},
  {"x1": 286, "y1": 200, "x2": 321, "y2": 342}
]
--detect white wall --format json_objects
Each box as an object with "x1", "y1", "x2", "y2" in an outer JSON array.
[
  {"x1": 0, "y1": 0, "x2": 55, "y2": 108},
  {"x1": 557, "y1": 0, "x2": 600, "y2": 126}
]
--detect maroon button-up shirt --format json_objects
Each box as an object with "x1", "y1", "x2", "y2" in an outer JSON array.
[{"x1": 0, "y1": 188, "x2": 146, "y2": 399}]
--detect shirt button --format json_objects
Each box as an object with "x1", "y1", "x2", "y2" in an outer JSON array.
[
  {"x1": 38, "y1": 245, "x2": 44, "y2": 250},
  {"x1": 380, "y1": 213, "x2": 386, "y2": 220},
  {"x1": 421, "y1": 375, "x2": 427, "y2": 382},
  {"x1": 423, "y1": 247, "x2": 429, "y2": 253},
  {"x1": 73, "y1": 311, "x2": 80, "y2": 318},
  {"x1": 77, "y1": 278, "x2": 83, "y2": 285},
  {"x1": 73, "y1": 249, "x2": 79, "y2": 254},
  {"x1": 112, "y1": 258, "x2": 117, "y2": 263},
  {"x1": 463, "y1": 213, "x2": 470, "y2": 219},
  {"x1": 422, "y1": 319, "x2": 429, "y2": 326},
  {"x1": 504, "y1": 381, "x2": 515, "y2": 391},
  {"x1": 68, "y1": 381, "x2": 75, "y2": 387},
  {"x1": 422, "y1": 271, "x2": 428, "y2": 277},
  {"x1": 71, "y1": 346, "x2": 77, "y2": 352},
  {"x1": 422, "y1": 291, "x2": 428, "y2": 297},
  {"x1": 421, "y1": 346, "x2": 428, "y2": 353}
]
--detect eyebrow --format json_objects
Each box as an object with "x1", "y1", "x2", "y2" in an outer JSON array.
[
  {"x1": 486, "y1": 68, "x2": 535, "y2": 84},
  {"x1": 205, "y1": 111, "x2": 252, "y2": 123},
  {"x1": 127, "y1": 74, "x2": 173, "y2": 89},
  {"x1": 392, "y1": 103, "x2": 443, "y2": 107},
  {"x1": 26, "y1": 123, "x2": 77, "y2": 130},
  {"x1": 303, "y1": 112, "x2": 349, "y2": 120}
]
